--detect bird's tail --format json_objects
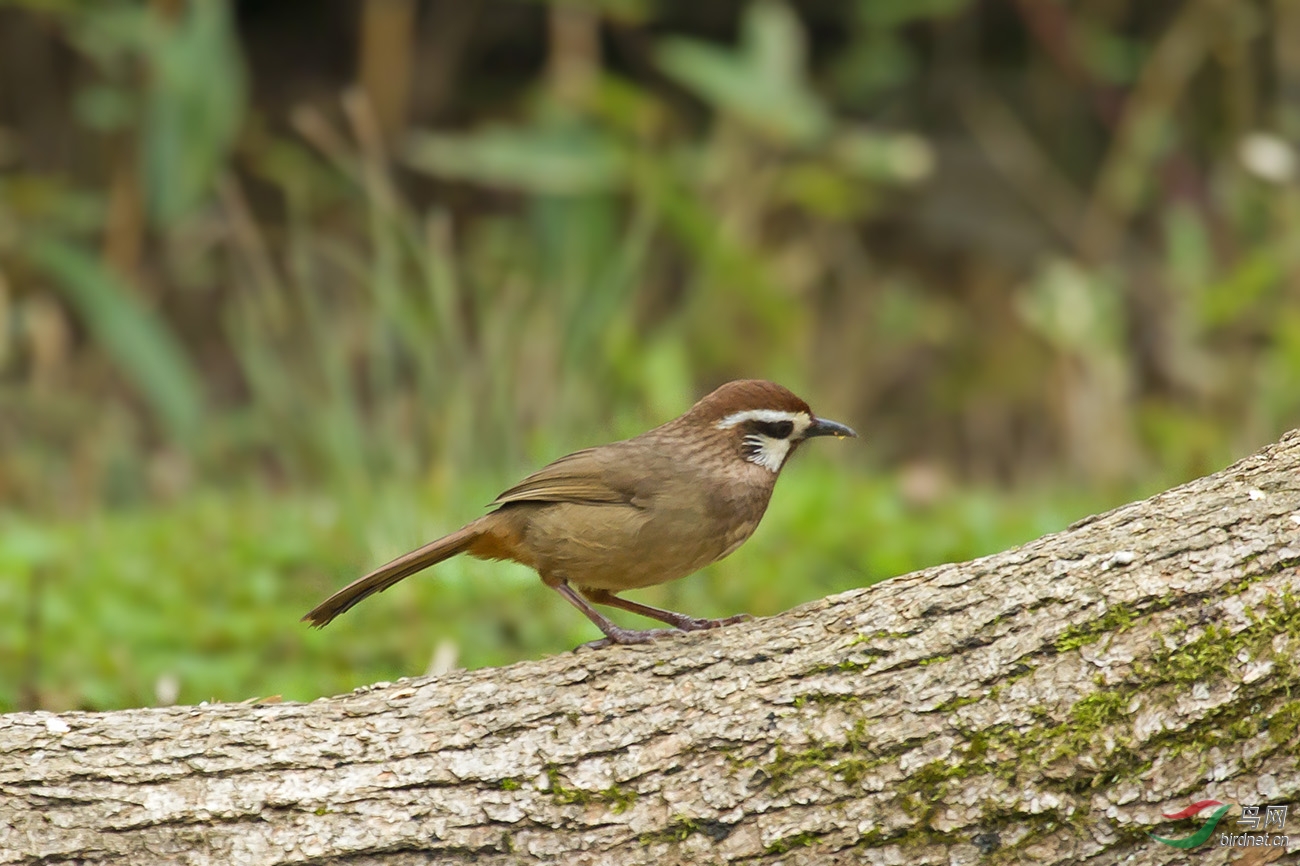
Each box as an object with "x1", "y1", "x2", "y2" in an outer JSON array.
[{"x1": 302, "y1": 523, "x2": 482, "y2": 627}]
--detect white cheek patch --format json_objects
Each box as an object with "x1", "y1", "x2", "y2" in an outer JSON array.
[
  {"x1": 716, "y1": 409, "x2": 812, "y2": 435},
  {"x1": 717, "y1": 409, "x2": 811, "y2": 473},
  {"x1": 742, "y1": 433, "x2": 792, "y2": 472}
]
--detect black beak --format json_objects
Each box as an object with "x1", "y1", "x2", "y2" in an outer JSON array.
[{"x1": 805, "y1": 417, "x2": 857, "y2": 439}]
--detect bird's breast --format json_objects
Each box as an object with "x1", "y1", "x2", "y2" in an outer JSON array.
[{"x1": 716, "y1": 515, "x2": 762, "y2": 561}]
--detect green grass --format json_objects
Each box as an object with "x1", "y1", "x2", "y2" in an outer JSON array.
[{"x1": 0, "y1": 459, "x2": 1130, "y2": 712}]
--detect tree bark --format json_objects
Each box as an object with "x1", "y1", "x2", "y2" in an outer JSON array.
[{"x1": 4, "y1": 431, "x2": 1300, "y2": 865}]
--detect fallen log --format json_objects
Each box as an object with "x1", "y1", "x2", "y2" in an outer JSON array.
[{"x1": 3, "y1": 431, "x2": 1299, "y2": 865}]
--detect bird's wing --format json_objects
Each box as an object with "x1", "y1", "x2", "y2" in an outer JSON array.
[{"x1": 489, "y1": 445, "x2": 645, "y2": 508}]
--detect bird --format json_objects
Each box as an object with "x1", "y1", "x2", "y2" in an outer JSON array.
[{"x1": 302, "y1": 379, "x2": 856, "y2": 645}]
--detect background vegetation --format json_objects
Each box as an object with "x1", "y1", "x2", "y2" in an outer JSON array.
[{"x1": 2, "y1": 0, "x2": 1298, "y2": 712}]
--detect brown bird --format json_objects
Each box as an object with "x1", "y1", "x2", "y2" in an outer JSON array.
[{"x1": 302, "y1": 380, "x2": 855, "y2": 645}]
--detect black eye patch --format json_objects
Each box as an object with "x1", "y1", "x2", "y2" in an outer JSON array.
[{"x1": 752, "y1": 419, "x2": 795, "y2": 439}]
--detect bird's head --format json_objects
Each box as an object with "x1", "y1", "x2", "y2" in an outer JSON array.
[{"x1": 685, "y1": 379, "x2": 856, "y2": 474}]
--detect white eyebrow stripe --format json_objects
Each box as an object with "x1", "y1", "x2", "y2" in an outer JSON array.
[{"x1": 716, "y1": 409, "x2": 812, "y2": 433}]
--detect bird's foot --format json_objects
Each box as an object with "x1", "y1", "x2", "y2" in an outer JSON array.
[
  {"x1": 576, "y1": 615, "x2": 755, "y2": 650},
  {"x1": 673, "y1": 612, "x2": 754, "y2": 631},
  {"x1": 578, "y1": 627, "x2": 679, "y2": 650}
]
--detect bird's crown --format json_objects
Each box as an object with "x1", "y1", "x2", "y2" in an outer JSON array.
[
  {"x1": 688, "y1": 379, "x2": 813, "y2": 426},
  {"x1": 680, "y1": 379, "x2": 854, "y2": 473}
]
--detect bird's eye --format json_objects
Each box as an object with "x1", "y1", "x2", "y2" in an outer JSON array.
[{"x1": 754, "y1": 419, "x2": 795, "y2": 439}]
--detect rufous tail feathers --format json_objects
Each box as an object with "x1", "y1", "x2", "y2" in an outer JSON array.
[{"x1": 302, "y1": 523, "x2": 481, "y2": 627}]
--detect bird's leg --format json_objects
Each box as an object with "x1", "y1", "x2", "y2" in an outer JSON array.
[
  {"x1": 544, "y1": 578, "x2": 676, "y2": 647},
  {"x1": 581, "y1": 587, "x2": 752, "y2": 632}
]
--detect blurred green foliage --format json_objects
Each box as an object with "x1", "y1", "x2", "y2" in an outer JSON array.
[
  {"x1": 28, "y1": 237, "x2": 204, "y2": 439},
  {"x1": 1, "y1": 0, "x2": 1299, "y2": 711}
]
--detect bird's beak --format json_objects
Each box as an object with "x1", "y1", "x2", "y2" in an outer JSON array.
[{"x1": 805, "y1": 417, "x2": 857, "y2": 439}]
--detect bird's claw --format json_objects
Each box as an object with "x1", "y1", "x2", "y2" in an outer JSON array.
[
  {"x1": 577, "y1": 627, "x2": 679, "y2": 650},
  {"x1": 577, "y1": 614, "x2": 755, "y2": 650},
  {"x1": 676, "y1": 612, "x2": 753, "y2": 631}
]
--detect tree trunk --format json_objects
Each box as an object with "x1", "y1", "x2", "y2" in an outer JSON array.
[{"x1": 4, "y1": 432, "x2": 1300, "y2": 865}]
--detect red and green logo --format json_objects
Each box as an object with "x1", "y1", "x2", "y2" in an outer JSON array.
[{"x1": 1150, "y1": 799, "x2": 1232, "y2": 848}]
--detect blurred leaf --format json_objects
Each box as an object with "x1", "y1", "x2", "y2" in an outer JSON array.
[
  {"x1": 830, "y1": 127, "x2": 933, "y2": 183},
  {"x1": 1078, "y1": 28, "x2": 1144, "y2": 85},
  {"x1": 635, "y1": 338, "x2": 693, "y2": 421},
  {"x1": 405, "y1": 124, "x2": 627, "y2": 194},
  {"x1": 1261, "y1": 311, "x2": 1300, "y2": 425},
  {"x1": 0, "y1": 519, "x2": 61, "y2": 570},
  {"x1": 1162, "y1": 203, "x2": 1212, "y2": 293},
  {"x1": 140, "y1": 0, "x2": 246, "y2": 223},
  {"x1": 832, "y1": 31, "x2": 916, "y2": 98},
  {"x1": 52, "y1": 0, "x2": 247, "y2": 222},
  {"x1": 1199, "y1": 248, "x2": 1282, "y2": 327},
  {"x1": 854, "y1": 0, "x2": 969, "y2": 27},
  {"x1": 631, "y1": 155, "x2": 782, "y2": 303},
  {"x1": 61, "y1": 3, "x2": 157, "y2": 68},
  {"x1": 517, "y1": 0, "x2": 650, "y2": 24},
  {"x1": 73, "y1": 83, "x2": 136, "y2": 131},
  {"x1": 1138, "y1": 400, "x2": 1230, "y2": 480},
  {"x1": 656, "y1": 0, "x2": 829, "y2": 145},
  {"x1": 589, "y1": 74, "x2": 667, "y2": 139},
  {"x1": 0, "y1": 0, "x2": 83, "y2": 13},
  {"x1": 833, "y1": 0, "x2": 969, "y2": 101},
  {"x1": 777, "y1": 162, "x2": 868, "y2": 219},
  {"x1": 1016, "y1": 258, "x2": 1124, "y2": 353},
  {"x1": 0, "y1": 176, "x2": 106, "y2": 238},
  {"x1": 27, "y1": 238, "x2": 204, "y2": 440}
]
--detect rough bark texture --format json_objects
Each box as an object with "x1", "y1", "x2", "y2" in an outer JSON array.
[{"x1": 4, "y1": 432, "x2": 1300, "y2": 866}]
